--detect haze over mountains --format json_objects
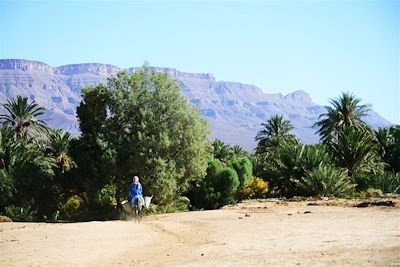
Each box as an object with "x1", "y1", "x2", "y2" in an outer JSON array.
[{"x1": 0, "y1": 59, "x2": 392, "y2": 150}]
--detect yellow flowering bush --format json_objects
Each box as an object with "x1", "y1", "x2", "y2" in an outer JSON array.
[
  {"x1": 59, "y1": 195, "x2": 84, "y2": 219},
  {"x1": 240, "y1": 177, "x2": 269, "y2": 199}
]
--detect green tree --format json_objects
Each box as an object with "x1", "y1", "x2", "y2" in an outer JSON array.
[
  {"x1": 329, "y1": 126, "x2": 384, "y2": 180},
  {"x1": 211, "y1": 139, "x2": 233, "y2": 164},
  {"x1": 75, "y1": 68, "x2": 211, "y2": 208},
  {"x1": 47, "y1": 129, "x2": 75, "y2": 173},
  {"x1": 232, "y1": 145, "x2": 247, "y2": 157},
  {"x1": 0, "y1": 97, "x2": 56, "y2": 217},
  {"x1": 0, "y1": 95, "x2": 48, "y2": 139},
  {"x1": 196, "y1": 163, "x2": 239, "y2": 209},
  {"x1": 255, "y1": 115, "x2": 297, "y2": 158},
  {"x1": 315, "y1": 92, "x2": 369, "y2": 143},
  {"x1": 375, "y1": 126, "x2": 400, "y2": 173}
]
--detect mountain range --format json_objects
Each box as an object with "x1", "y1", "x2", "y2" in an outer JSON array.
[{"x1": 0, "y1": 59, "x2": 392, "y2": 151}]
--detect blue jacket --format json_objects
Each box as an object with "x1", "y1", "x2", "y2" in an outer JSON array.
[
  {"x1": 130, "y1": 183, "x2": 145, "y2": 207},
  {"x1": 130, "y1": 183, "x2": 142, "y2": 198}
]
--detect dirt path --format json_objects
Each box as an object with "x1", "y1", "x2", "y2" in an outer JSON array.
[{"x1": 1, "y1": 200, "x2": 400, "y2": 266}]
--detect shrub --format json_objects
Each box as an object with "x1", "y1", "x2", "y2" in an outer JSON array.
[
  {"x1": 59, "y1": 195, "x2": 84, "y2": 219},
  {"x1": 368, "y1": 172, "x2": 400, "y2": 194},
  {"x1": 5, "y1": 203, "x2": 37, "y2": 222},
  {"x1": 365, "y1": 188, "x2": 383, "y2": 197},
  {"x1": 0, "y1": 169, "x2": 14, "y2": 208},
  {"x1": 157, "y1": 196, "x2": 191, "y2": 213},
  {"x1": 97, "y1": 183, "x2": 117, "y2": 207},
  {"x1": 229, "y1": 157, "x2": 253, "y2": 186},
  {"x1": 240, "y1": 177, "x2": 269, "y2": 199},
  {"x1": 195, "y1": 166, "x2": 240, "y2": 209},
  {"x1": 294, "y1": 165, "x2": 355, "y2": 197}
]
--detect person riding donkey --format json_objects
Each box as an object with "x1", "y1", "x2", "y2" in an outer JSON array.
[{"x1": 130, "y1": 176, "x2": 145, "y2": 209}]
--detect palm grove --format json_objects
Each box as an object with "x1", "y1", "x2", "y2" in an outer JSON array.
[{"x1": 0, "y1": 68, "x2": 399, "y2": 221}]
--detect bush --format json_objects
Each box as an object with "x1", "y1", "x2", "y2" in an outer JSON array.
[
  {"x1": 195, "y1": 166, "x2": 240, "y2": 209},
  {"x1": 0, "y1": 169, "x2": 14, "y2": 208},
  {"x1": 240, "y1": 177, "x2": 269, "y2": 199},
  {"x1": 365, "y1": 188, "x2": 383, "y2": 197},
  {"x1": 59, "y1": 195, "x2": 84, "y2": 219},
  {"x1": 294, "y1": 165, "x2": 355, "y2": 197},
  {"x1": 5, "y1": 203, "x2": 37, "y2": 222},
  {"x1": 230, "y1": 157, "x2": 253, "y2": 186},
  {"x1": 368, "y1": 172, "x2": 400, "y2": 194},
  {"x1": 157, "y1": 196, "x2": 191, "y2": 213},
  {"x1": 97, "y1": 183, "x2": 117, "y2": 207}
]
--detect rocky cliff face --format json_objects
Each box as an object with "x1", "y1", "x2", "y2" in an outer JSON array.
[{"x1": 0, "y1": 59, "x2": 392, "y2": 150}]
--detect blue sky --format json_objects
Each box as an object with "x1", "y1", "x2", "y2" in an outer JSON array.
[{"x1": 1, "y1": 0, "x2": 399, "y2": 123}]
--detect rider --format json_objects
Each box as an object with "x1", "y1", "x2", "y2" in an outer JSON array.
[{"x1": 130, "y1": 176, "x2": 145, "y2": 209}]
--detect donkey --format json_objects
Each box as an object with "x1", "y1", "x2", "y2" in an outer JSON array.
[
  {"x1": 121, "y1": 196, "x2": 153, "y2": 223},
  {"x1": 132, "y1": 197, "x2": 143, "y2": 222}
]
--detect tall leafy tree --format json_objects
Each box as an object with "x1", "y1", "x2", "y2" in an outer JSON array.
[
  {"x1": 75, "y1": 68, "x2": 211, "y2": 206},
  {"x1": 315, "y1": 92, "x2": 369, "y2": 143},
  {"x1": 232, "y1": 145, "x2": 247, "y2": 158},
  {"x1": 47, "y1": 129, "x2": 75, "y2": 173},
  {"x1": 211, "y1": 139, "x2": 233, "y2": 164},
  {"x1": 255, "y1": 115, "x2": 297, "y2": 158},
  {"x1": 0, "y1": 96, "x2": 48, "y2": 139}
]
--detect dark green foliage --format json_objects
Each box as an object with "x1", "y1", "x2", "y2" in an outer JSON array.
[
  {"x1": 200, "y1": 167, "x2": 239, "y2": 209},
  {"x1": 294, "y1": 165, "x2": 355, "y2": 197},
  {"x1": 194, "y1": 158, "x2": 240, "y2": 209},
  {"x1": 263, "y1": 144, "x2": 333, "y2": 197},
  {"x1": 5, "y1": 202, "x2": 37, "y2": 222},
  {"x1": 375, "y1": 126, "x2": 400, "y2": 173},
  {"x1": 0, "y1": 97, "x2": 76, "y2": 219},
  {"x1": 356, "y1": 172, "x2": 400, "y2": 194},
  {"x1": 96, "y1": 183, "x2": 117, "y2": 207},
  {"x1": 0, "y1": 169, "x2": 14, "y2": 207},
  {"x1": 213, "y1": 168, "x2": 240, "y2": 204},
  {"x1": 4, "y1": 139, "x2": 56, "y2": 215},
  {"x1": 329, "y1": 126, "x2": 385, "y2": 179},
  {"x1": 47, "y1": 129, "x2": 75, "y2": 173}
]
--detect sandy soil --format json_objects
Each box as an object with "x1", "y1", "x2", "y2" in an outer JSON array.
[{"x1": 1, "y1": 199, "x2": 400, "y2": 267}]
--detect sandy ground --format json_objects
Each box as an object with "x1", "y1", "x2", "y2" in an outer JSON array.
[{"x1": 1, "y1": 199, "x2": 400, "y2": 267}]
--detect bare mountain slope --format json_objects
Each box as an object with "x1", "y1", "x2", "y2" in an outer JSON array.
[{"x1": 0, "y1": 59, "x2": 392, "y2": 150}]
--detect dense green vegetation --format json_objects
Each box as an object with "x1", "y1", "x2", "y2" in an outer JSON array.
[{"x1": 0, "y1": 72, "x2": 399, "y2": 222}]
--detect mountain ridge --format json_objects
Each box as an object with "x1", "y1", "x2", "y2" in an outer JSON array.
[{"x1": 0, "y1": 59, "x2": 392, "y2": 150}]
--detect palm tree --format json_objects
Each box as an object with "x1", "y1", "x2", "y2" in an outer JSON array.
[
  {"x1": 315, "y1": 92, "x2": 369, "y2": 143},
  {"x1": 232, "y1": 145, "x2": 247, "y2": 157},
  {"x1": 211, "y1": 139, "x2": 232, "y2": 164},
  {"x1": 47, "y1": 129, "x2": 75, "y2": 173},
  {"x1": 255, "y1": 115, "x2": 297, "y2": 157},
  {"x1": 329, "y1": 126, "x2": 384, "y2": 180},
  {"x1": 0, "y1": 96, "x2": 48, "y2": 139},
  {"x1": 375, "y1": 126, "x2": 400, "y2": 172}
]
